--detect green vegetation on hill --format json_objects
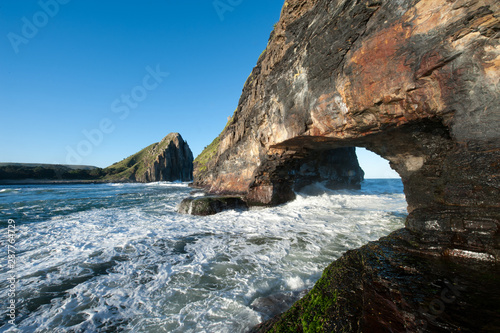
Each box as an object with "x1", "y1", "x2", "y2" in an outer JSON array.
[
  {"x1": 103, "y1": 132, "x2": 187, "y2": 182},
  {"x1": 194, "y1": 113, "x2": 235, "y2": 174},
  {"x1": 104, "y1": 143, "x2": 157, "y2": 181},
  {"x1": 194, "y1": 136, "x2": 220, "y2": 173},
  {"x1": 0, "y1": 163, "x2": 97, "y2": 170},
  {"x1": 0, "y1": 164, "x2": 104, "y2": 182},
  {"x1": 0, "y1": 133, "x2": 190, "y2": 183}
]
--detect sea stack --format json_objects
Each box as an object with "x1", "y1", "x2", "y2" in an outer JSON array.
[{"x1": 105, "y1": 133, "x2": 193, "y2": 182}]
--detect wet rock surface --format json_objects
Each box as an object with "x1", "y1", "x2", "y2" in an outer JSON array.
[
  {"x1": 177, "y1": 196, "x2": 248, "y2": 216},
  {"x1": 194, "y1": 0, "x2": 499, "y2": 256},
  {"x1": 251, "y1": 230, "x2": 500, "y2": 333},
  {"x1": 251, "y1": 290, "x2": 310, "y2": 323}
]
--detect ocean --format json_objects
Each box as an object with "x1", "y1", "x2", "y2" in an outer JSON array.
[{"x1": 0, "y1": 179, "x2": 406, "y2": 333}]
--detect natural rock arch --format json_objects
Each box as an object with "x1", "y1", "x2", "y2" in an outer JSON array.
[
  {"x1": 191, "y1": 0, "x2": 499, "y2": 329},
  {"x1": 255, "y1": 118, "x2": 499, "y2": 255},
  {"x1": 194, "y1": 0, "x2": 499, "y2": 259}
]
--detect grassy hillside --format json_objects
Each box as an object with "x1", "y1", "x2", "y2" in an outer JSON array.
[
  {"x1": 0, "y1": 133, "x2": 189, "y2": 183},
  {"x1": 194, "y1": 112, "x2": 235, "y2": 176},
  {"x1": 0, "y1": 163, "x2": 98, "y2": 170},
  {"x1": 103, "y1": 143, "x2": 157, "y2": 181},
  {"x1": 0, "y1": 164, "x2": 103, "y2": 181},
  {"x1": 194, "y1": 136, "x2": 220, "y2": 173}
]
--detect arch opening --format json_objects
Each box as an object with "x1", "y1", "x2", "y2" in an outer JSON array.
[
  {"x1": 356, "y1": 148, "x2": 400, "y2": 180},
  {"x1": 245, "y1": 119, "x2": 499, "y2": 258}
]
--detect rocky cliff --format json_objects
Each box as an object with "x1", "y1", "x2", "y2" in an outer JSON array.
[
  {"x1": 105, "y1": 133, "x2": 193, "y2": 182},
  {"x1": 193, "y1": 0, "x2": 500, "y2": 331},
  {"x1": 195, "y1": 0, "x2": 499, "y2": 258}
]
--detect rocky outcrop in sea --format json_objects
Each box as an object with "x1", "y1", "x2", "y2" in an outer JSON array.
[{"x1": 105, "y1": 133, "x2": 193, "y2": 182}]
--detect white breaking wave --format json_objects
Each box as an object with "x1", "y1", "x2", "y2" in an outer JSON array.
[{"x1": 0, "y1": 180, "x2": 406, "y2": 333}]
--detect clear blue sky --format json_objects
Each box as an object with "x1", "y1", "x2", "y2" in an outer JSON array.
[{"x1": 0, "y1": 0, "x2": 399, "y2": 178}]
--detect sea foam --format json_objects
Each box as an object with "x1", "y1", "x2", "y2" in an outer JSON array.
[{"x1": 0, "y1": 180, "x2": 406, "y2": 332}]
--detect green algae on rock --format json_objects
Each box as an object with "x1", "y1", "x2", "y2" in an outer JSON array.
[{"x1": 251, "y1": 230, "x2": 500, "y2": 332}]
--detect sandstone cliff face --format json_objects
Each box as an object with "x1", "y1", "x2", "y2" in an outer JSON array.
[
  {"x1": 194, "y1": 132, "x2": 365, "y2": 205},
  {"x1": 194, "y1": 0, "x2": 500, "y2": 259},
  {"x1": 105, "y1": 133, "x2": 193, "y2": 182},
  {"x1": 193, "y1": 1, "x2": 499, "y2": 330}
]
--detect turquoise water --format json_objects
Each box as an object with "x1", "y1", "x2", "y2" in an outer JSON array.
[{"x1": 0, "y1": 180, "x2": 406, "y2": 332}]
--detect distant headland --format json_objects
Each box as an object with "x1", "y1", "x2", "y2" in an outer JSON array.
[{"x1": 0, "y1": 133, "x2": 193, "y2": 185}]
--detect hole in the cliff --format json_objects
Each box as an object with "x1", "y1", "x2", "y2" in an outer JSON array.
[
  {"x1": 354, "y1": 147, "x2": 405, "y2": 202},
  {"x1": 290, "y1": 146, "x2": 402, "y2": 196},
  {"x1": 356, "y1": 147, "x2": 400, "y2": 180},
  {"x1": 288, "y1": 145, "x2": 407, "y2": 225},
  {"x1": 253, "y1": 147, "x2": 408, "y2": 323}
]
